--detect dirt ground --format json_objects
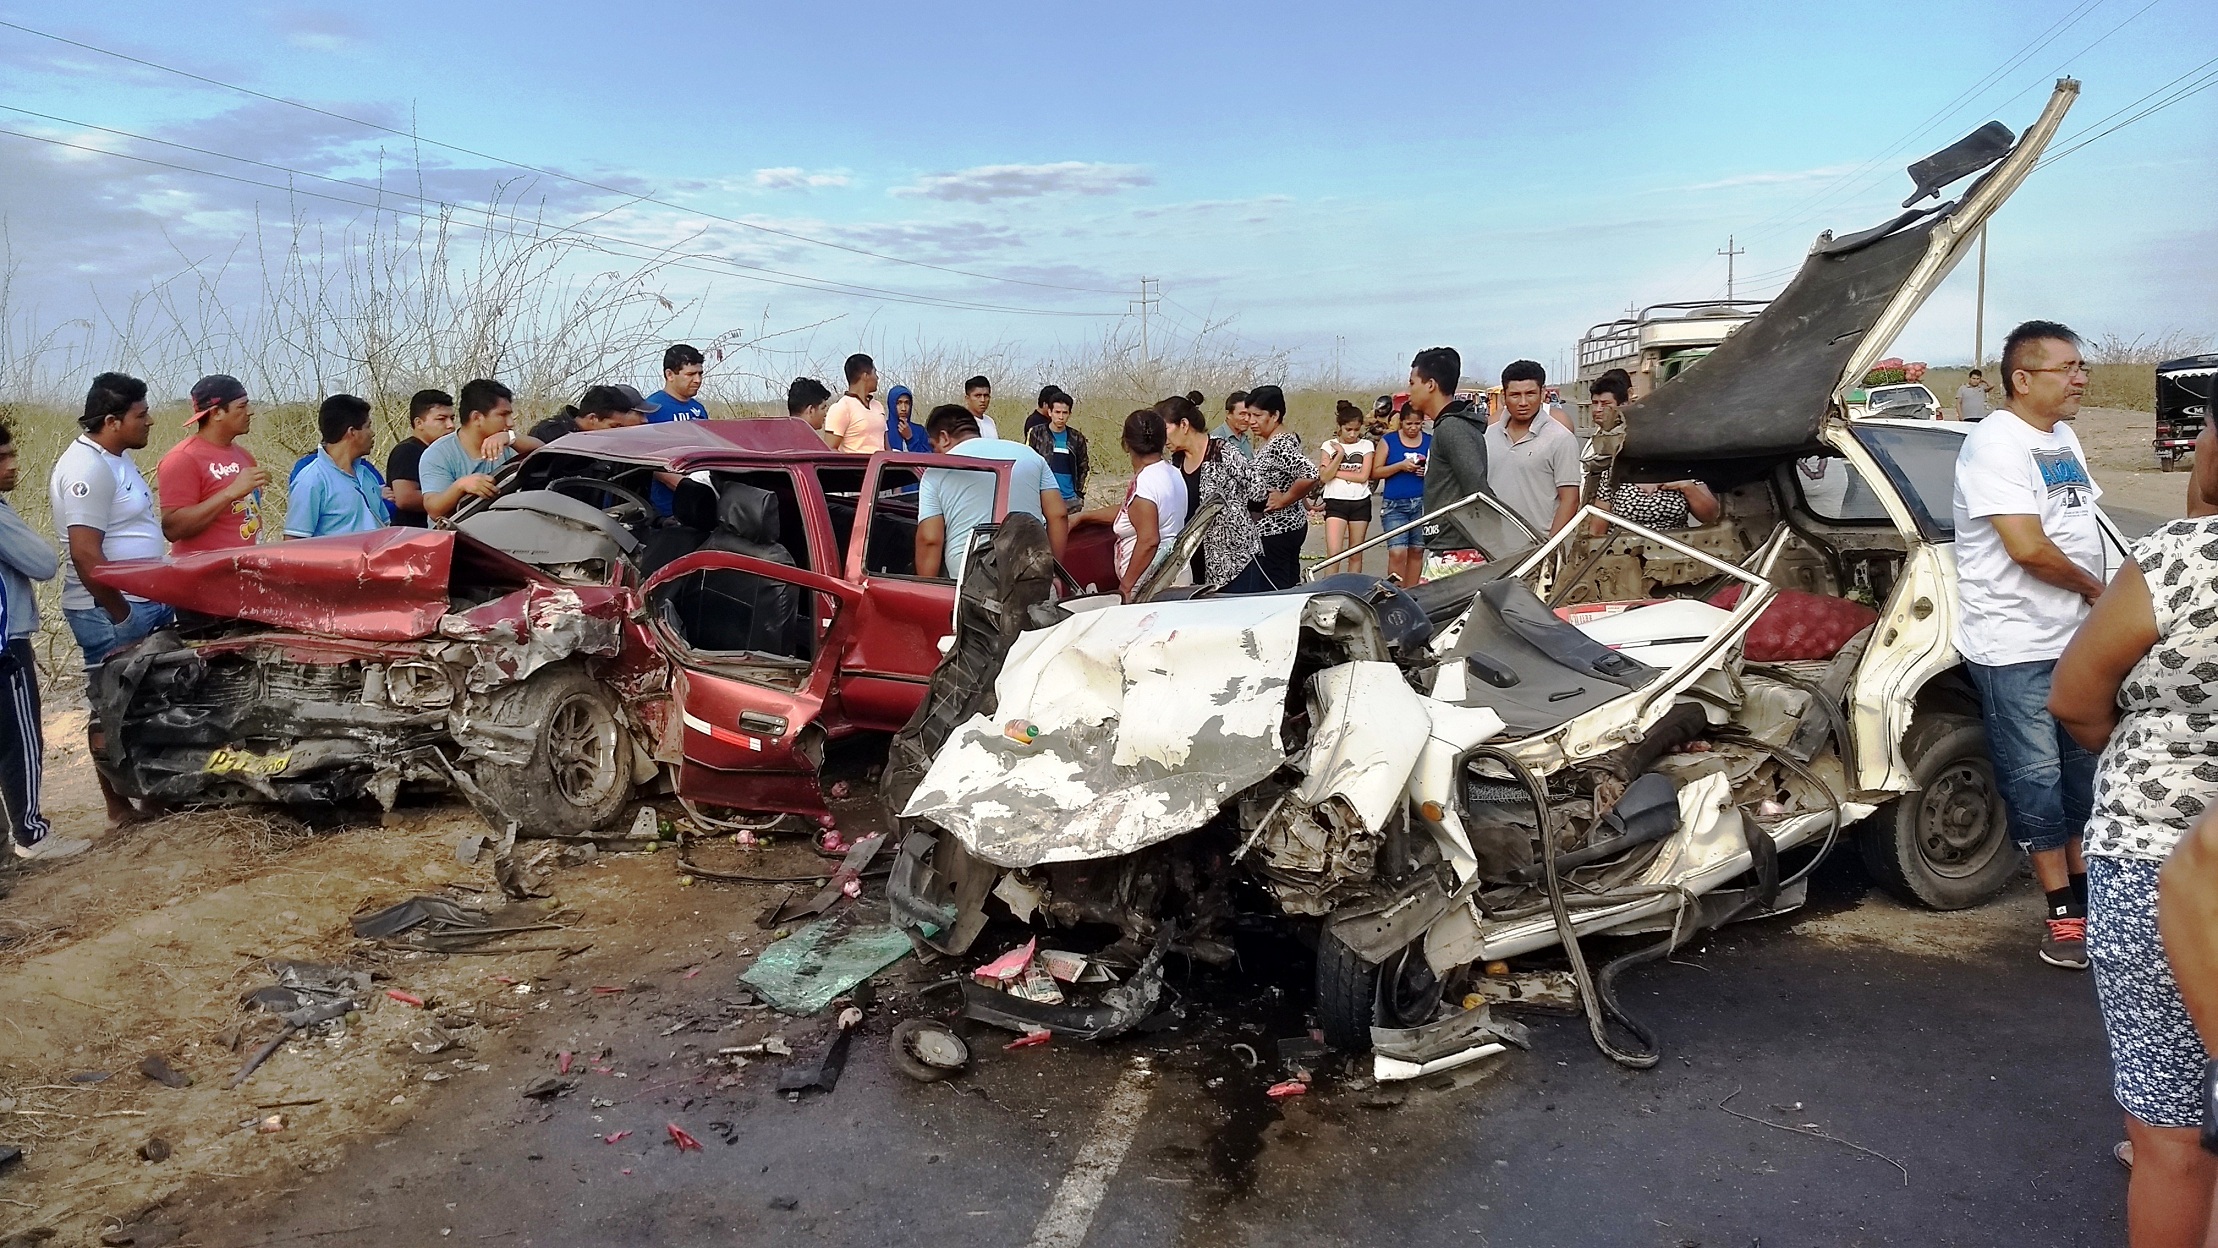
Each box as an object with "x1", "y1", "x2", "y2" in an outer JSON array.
[
  {"x1": 0, "y1": 721, "x2": 870, "y2": 1247},
  {"x1": 2071, "y1": 403, "x2": 2190, "y2": 521}
]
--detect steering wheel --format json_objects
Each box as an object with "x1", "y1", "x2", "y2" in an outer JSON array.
[{"x1": 545, "y1": 476, "x2": 657, "y2": 537}]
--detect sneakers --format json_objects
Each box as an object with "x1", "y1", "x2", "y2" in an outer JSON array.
[
  {"x1": 2040, "y1": 916, "x2": 2089, "y2": 969},
  {"x1": 12, "y1": 835, "x2": 90, "y2": 862}
]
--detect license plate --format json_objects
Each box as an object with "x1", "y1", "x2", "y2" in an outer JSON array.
[{"x1": 206, "y1": 747, "x2": 289, "y2": 776}]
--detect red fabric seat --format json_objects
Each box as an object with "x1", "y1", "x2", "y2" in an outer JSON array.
[{"x1": 1710, "y1": 585, "x2": 1880, "y2": 663}]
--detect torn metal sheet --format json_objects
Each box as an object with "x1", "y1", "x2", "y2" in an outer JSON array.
[
  {"x1": 91, "y1": 529, "x2": 539, "y2": 641},
  {"x1": 1290, "y1": 662, "x2": 1438, "y2": 828},
  {"x1": 1370, "y1": 1002, "x2": 1529, "y2": 1064},
  {"x1": 901, "y1": 595, "x2": 1312, "y2": 868}
]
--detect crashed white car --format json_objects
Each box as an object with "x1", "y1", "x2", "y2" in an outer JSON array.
[{"x1": 881, "y1": 81, "x2": 2113, "y2": 1060}]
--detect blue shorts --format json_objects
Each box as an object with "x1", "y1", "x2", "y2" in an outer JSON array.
[
  {"x1": 1965, "y1": 659, "x2": 2093, "y2": 854},
  {"x1": 1381, "y1": 496, "x2": 1425, "y2": 549},
  {"x1": 2089, "y1": 856, "x2": 2210, "y2": 1128},
  {"x1": 65, "y1": 599, "x2": 175, "y2": 673}
]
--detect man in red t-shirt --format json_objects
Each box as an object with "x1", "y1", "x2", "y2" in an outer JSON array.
[{"x1": 158, "y1": 374, "x2": 269, "y2": 554}]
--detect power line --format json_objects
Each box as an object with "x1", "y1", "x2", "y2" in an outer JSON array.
[
  {"x1": 0, "y1": 17, "x2": 1132, "y2": 298},
  {"x1": 2036, "y1": 54, "x2": 2218, "y2": 165},
  {"x1": 0, "y1": 124, "x2": 1123, "y2": 319},
  {"x1": 1735, "y1": 0, "x2": 2113, "y2": 243}
]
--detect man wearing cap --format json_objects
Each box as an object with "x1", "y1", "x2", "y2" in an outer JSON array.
[
  {"x1": 517, "y1": 384, "x2": 655, "y2": 452},
  {"x1": 157, "y1": 374, "x2": 269, "y2": 555}
]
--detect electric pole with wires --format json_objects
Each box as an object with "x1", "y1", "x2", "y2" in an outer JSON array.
[
  {"x1": 1718, "y1": 235, "x2": 1746, "y2": 300},
  {"x1": 1130, "y1": 277, "x2": 1160, "y2": 367}
]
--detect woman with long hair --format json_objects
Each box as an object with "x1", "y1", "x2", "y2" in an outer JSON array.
[
  {"x1": 1159, "y1": 396, "x2": 1267, "y2": 593},
  {"x1": 1073, "y1": 409, "x2": 1189, "y2": 601},
  {"x1": 1243, "y1": 384, "x2": 1319, "y2": 588}
]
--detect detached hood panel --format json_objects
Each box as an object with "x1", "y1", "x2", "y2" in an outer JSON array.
[
  {"x1": 1622, "y1": 81, "x2": 2077, "y2": 465},
  {"x1": 93, "y1": 529, "x2": 541, "y2": 642}
]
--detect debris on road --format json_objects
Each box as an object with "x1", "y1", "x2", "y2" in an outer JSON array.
[
  {"x1": 665, "y1": 1123, "x2": 702, "y2": 1152},
  {"x1": 888, "y1": 1019, "x2": 969, "y2": 1083},
  {"x1": 136, "y1": 1056, "x2": 191, "y2": 1089},
  {"x1": 1265, "y1": 1079, "x2": 1309, "y2": 1099},
  {"x1": 740, "y1": 918, "x2": 911, "y2": 1016},
  {"x1": 519, "y1": 1077, "x2": 574, "y2": 1100},
  {"x1": 1002, "y1": 1030, "x2": 1050, "y2": 1051},
  {"x1": 136, "y1": 1137, "x2": 171, "y2": 1163},
  {"x1": 385, "y1": 989, "x2": 426, "y2": 1008},
  {"x1": 350, "y1": 895, "x2": 488, "y2": 941}
]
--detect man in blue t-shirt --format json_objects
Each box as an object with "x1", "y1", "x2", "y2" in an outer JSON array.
[
  {"x1": 645, "y1": 344, "x2": 708, "y2": 422},
  {"x1": 285, "y1": 395, "x2": 389, "y2": 539},
  {"x1": 914, "y1": 405, "x2": 1068, "y2": 578}
]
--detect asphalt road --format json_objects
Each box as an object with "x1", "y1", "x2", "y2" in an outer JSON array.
[{"x1": 183, "y1": 855, "x2": 2120, "y2": 1248}]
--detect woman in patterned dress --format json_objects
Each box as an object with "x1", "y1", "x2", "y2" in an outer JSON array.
[
  {"x1": 2050, "y1": 418, "x2": 2218, "y2": 1246},
  {"x1": 1159, "y1": 398, "x2": 1269, "y2": 593},
  {"x1": 1242, "y1": 385, "x2": 1319, "y2": 589}
]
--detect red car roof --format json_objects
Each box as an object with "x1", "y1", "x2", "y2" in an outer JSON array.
[{"x1": 541, "y1": 417, "x2": 837, "y2": 468}]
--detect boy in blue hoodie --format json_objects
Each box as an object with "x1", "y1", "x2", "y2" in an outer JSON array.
[{"x1": 0, "y1": 420, "x2": 75, "y2": 862}]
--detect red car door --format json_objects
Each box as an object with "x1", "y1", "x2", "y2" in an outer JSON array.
[
  {"x1": 640, "y1": 549, "x2": 860, "y2": 820},
  {"x1": 838, "y1": 451, "x2": 1012, "y2": 731}
]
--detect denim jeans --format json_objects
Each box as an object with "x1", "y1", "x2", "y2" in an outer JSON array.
[
  {"x1": 65, "y1": 599, "x2": 175, "y2": 673},
  {"x1": 1381, "y1": 496, "x2": 1425, "y2": 550},
  {"x1": 1966, "y1": 658, "x2": 2094, "y2": 854}
]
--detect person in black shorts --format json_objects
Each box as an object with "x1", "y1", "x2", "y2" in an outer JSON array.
[{"x1": 1316, "y1": 402, "x2": 1375, "y2": 563}]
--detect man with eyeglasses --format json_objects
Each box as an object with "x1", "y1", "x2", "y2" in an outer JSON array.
[{"x1": 1952, "y1": 319, "x2": 2107, "y2": 971}]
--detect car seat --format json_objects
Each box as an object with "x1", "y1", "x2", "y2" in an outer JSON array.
[{"x1": 684, "y1": 483, "x2": 806, "y2": 657}]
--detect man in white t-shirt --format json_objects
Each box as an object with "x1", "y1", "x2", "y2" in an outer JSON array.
[
  {"x1": 51, "y1": 371, "x2": 174, "y2": 834},
  {"x1": 914, "y1": 405, "x2": 1067, "y2": 579},
  {"x1": 1951, "y1": 320, "x2": 2107, "y2": 970},
  {"x1": 962, "y1": 375, "x2": 1001, "y2": 441}
]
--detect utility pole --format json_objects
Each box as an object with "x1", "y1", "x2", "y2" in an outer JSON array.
[
  {"x1": 1973, "y1": 224, "x2": 1988, "y2": 369},
  {"x1": 1717, "y1": 235, "x2": 1746, "y2": 301},
  {"x1": 1131, "y1": 277, "x2": 1159, "y2": 367}
]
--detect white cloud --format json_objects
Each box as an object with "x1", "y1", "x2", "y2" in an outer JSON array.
[
  {"x1": 752, "y1": 167, "x2": 852, "y2": 191},
  {"x1": 269, "y1": 9, "x2": 370, "y2": 53},
  {"x1": 892, "y1": 161, "x2": 1153, "y2": 203},
  {"x1": 1657, "y1": 163, "x2": 1861, "y2": 194}
]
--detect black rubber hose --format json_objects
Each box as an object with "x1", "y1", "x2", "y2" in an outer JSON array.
[{"x1": 1467, "y1": 745, "x2": 1660, "y2": 1070}]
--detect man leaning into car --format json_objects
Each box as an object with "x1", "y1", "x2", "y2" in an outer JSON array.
[{"x1": 1950, "y1": 319, "x2": 2107, "y2": 970}]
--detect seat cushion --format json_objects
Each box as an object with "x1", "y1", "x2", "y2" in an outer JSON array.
[{"x1": 1710, "y1": 585, "x2": 1881, "y2": 663}]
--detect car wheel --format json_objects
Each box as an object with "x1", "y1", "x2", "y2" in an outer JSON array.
[
  {"x1": 474, "y1": 665, "x2": 633, "y2": 837},
  {"x1": 1315, "y1": 928, "x2": 1443, "y2": 1052},
  {"x1": 1858, "y1": 713, "x2": 2015, "y2": 910}
]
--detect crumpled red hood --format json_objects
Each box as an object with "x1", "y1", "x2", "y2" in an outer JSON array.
[{"x1": 92, "y1": 529, "x2": 540, "y2": 642}]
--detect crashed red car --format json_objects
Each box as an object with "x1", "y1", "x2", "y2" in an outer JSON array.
[{"x1": 90, "y1": 418, "x2": 1087, "y2": 835}]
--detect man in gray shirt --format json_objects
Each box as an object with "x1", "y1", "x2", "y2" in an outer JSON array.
[
  {"x1": 1484, "y1": 359, "x2": 1583, "y2": 538},
  {"x1": 1956, "y1": 368, "x2": 1992, "y2": 421},
  {"x1": 0, "y1": 419, "x2": 72, "y2": 861}
]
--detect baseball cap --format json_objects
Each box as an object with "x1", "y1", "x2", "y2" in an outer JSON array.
[
  {"x1": 610, "y1": 384, "x2": 658, "y2": 414},
  {"x1": 187, "y1": 374, "x2": 248, "y2": 423},
  {"x1": 580, "y1": 384, "x2": 661, "y2": 418}
]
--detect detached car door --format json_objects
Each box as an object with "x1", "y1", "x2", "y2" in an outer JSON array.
[
  {"x1": 838, "y1": 451, "x2": 1012, "y2": 731},
  {"x1": 640, "y1": 549, "x2": 859, "y2": 819}
]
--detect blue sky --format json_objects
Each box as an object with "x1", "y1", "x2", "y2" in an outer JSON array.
[{"x1": 0, "y1": 0, "x2": 2211, "y2": 392}]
